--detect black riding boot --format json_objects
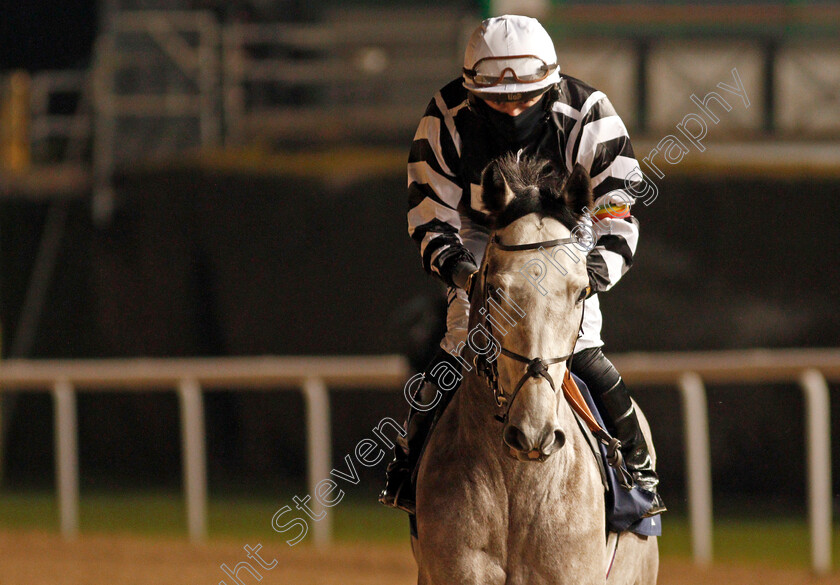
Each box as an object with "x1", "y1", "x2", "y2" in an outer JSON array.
[
  {"x1": 599, "y1": 378, "x2": 666, "y2": 515},
  {"x1": 377, "y1": 388, "x2": 438, "y2": 515},
  {"x1": 571, "y1": 348, "x2": 666, "y2": 517},
  {"x1": 378, "y1": 349, "x2": 462, "y2": 514}
]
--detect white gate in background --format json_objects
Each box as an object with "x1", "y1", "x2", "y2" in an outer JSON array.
[{"x1": 0, "y1": 349, "x2": 836, "y2": 573}]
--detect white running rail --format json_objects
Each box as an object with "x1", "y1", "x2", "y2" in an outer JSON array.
[{"x1": 0, "y1": 349, "x2": 836, "y2": 572}]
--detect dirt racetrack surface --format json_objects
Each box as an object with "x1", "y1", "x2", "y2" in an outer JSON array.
[{"x1": 0, "y1": 529, "x2": 838, "y2": 585}]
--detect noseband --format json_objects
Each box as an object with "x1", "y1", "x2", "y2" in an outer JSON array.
[{"x1": 474, "y1": 233, "x2": 584, "y2": 425}]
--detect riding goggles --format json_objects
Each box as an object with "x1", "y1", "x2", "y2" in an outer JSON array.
[{"x1": 463, "y1": 55, "x2": 559, "y2": 88}]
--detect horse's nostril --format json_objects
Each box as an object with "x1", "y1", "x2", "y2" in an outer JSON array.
[
  {"x1": 540, "y1": 428, "x2": 565, "y2": 455},
  {"x1": 503, "y1": 424, "x2": 530, "y2": 452}
]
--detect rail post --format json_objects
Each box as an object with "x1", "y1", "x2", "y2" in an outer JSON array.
[
  {"x1": 800, "y1": 369, "x2": 832, "y2": 575},
  {"x1": 678, "y1": 372, "x2": 713, "y2": 566},
  {"x1": 178, "y1": 378, "x2": 208, "y2": 542},
  {"x1": 53, "y1": 379, "x2": 79, "y2": 538},
  {"x1": 303, "y1": 377, "x2": 332, "y2": 546}
]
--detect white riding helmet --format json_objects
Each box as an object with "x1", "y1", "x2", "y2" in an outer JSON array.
[{"x1": 463, "y1": 15, "x2": 561, "y2": 100}]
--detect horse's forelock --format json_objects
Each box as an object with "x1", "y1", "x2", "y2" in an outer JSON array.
[
  {"x1": 486, "y1": 154, "x2": 579, "y2": 230},
  {"x1": 498, "y1": 154, "x2": 558, "y2": 194}
]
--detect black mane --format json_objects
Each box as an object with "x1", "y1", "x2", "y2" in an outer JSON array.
[{"x1": 480, "y1": 153, "x2": 593, "y2": 230}]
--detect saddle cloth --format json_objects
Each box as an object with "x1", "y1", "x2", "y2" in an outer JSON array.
[{"x1": 571, "y1": 373, "x2": 662, "y2": 537}]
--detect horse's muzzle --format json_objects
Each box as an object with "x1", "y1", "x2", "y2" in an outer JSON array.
[{"x1": 503, "y1": 424, "x2": 566, "y2": 462}]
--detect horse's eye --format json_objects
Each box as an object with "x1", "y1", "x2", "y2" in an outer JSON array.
[{"x1": 576, "y1": 287, "x2": 590, "y2": 304}]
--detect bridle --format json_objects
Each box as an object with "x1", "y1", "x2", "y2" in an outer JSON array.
[
  {"x1": 474, "y1": 231, "x2": 631, "y2": 486},
  {"x1": 474, "y1": 233, "x2": 586, "y2": 426}
]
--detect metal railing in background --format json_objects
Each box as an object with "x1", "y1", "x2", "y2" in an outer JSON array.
[
  {"x1": 28, "y1": 71, "x2": 91, "y2": 165},
  {"x1": 92, "y1": 10, "x2": 220, "y2": 222},
  {"x1": 221, "y1": 7, "x2": 466, "y2": 146},
  {"x1": 0, "y1": 349, "x2": 836, "y2": 573},
  {"x1": 6, "y1": 8, "x2": 840, "y2": 206}
]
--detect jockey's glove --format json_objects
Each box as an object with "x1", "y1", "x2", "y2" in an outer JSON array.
[{"x1": 452, "y1": 260, "x2": 479, "y2": 296}]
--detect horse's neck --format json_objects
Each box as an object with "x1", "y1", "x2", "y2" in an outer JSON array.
[{"x1": 453, "y1": 371, "x2": 501, "y2": 437}]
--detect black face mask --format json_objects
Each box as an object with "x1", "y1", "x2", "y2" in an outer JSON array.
[{"x1": 474, "y1": 93, "x2": 550, "y2": 146}]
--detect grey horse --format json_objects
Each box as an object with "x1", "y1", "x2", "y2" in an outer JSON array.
[{"x1": 412, "y1": 155, "x2": 659, "y2": 585}]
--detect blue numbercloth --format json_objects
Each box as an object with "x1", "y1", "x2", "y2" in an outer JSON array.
[{"x1": 573, "y1": 373, "x2": 662, "y2": 537}]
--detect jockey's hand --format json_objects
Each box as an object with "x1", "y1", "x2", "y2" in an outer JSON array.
[{"x1": 452, "y1": 261, "x2": 479, "y2": 296}]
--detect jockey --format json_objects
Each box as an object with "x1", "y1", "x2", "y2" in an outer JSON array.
[{"x1": 379, "y1": 14, "x2": 665, "y2": 517}]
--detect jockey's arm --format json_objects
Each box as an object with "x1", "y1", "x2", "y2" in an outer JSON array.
[
  {"x1": 407, "y1": 96, "x2": 477, "y2": 289},
  {"x1": 573, "y1": 94, "x2": 641, "y2": 295}
]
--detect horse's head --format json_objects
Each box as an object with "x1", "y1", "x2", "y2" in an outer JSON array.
[{"x1": 471, "y1": 153, "x2": 593, "y2": 462}]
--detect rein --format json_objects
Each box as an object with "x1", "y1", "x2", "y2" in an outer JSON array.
[{"x1": 475, "y1": 232, "x2": 632, "y2": 487}]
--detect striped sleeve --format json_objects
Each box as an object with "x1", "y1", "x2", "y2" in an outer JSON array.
[
  {"x1": 407, "y1": 93, "x2": 473, "y2": 286},
  {"x1": 570, "y1": 93, "x2": 641, "y2": 294}
]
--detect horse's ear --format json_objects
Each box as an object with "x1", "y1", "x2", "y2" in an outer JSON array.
[
  {"x1": 481, "y1": 159, "x2": 515, "y2": 214},
  {"x1": 563, "y1": 163, "x2": 594, "y2": 217}
]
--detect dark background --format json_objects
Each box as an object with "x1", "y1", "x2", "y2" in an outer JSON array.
[
  {"x1": 0, "y1": 0, "x2": 97, "y2": 72},
  {"x1": 2, "y1": 167, "x2": 839, "y2": 514},
  {"x1": 1, "y1": 0, "x2": 838, "y2": 515}
]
